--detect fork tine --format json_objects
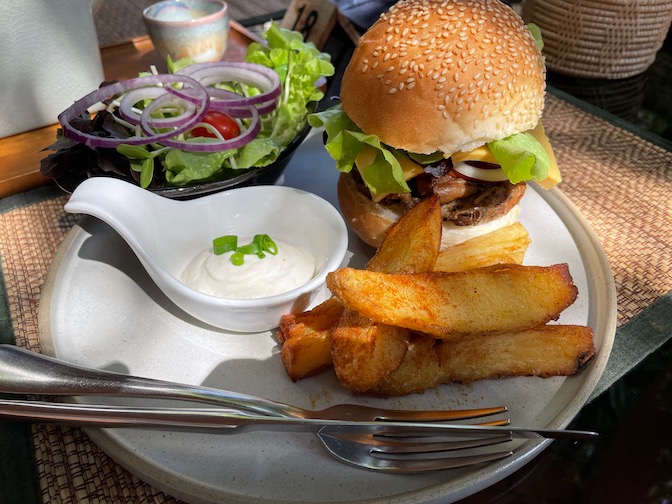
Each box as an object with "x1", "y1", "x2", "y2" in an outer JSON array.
[
  {"x1": 372, "y1": 405, "x2": 508, "y2": 422},
  {"x1": 373, "y1": 417, "x2": 512, "y2": 439},
  {"x1": 363, "y1": 451, "x2": 514, "y2": 473},
  {"x1": 317, "y1": 432, "x2": 514, "y2": 472},
  {"x1": 330, "y1": 431, "x2": 513, "y2": 454}
]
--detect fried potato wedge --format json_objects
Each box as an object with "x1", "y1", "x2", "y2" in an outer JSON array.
[
  {"x1": 332, "y1": 196, "x2": 443, "y2": 391},
  {"x1": 434, "y1": 222, "x2": 531, "y2": 272},
  {"x1": 366, "y1": 195, "x2": 443, "y2": 274},
  {"x1": 371, "y1": 326, "x2": 595, "y2": 396},
  {"x1": 278, "y1": 196, "x2": 443, "y2": 384},
  {"x1": 327, "y1": 264, "x2": 579, "y2": 338},
  {"x1": 331, "y1": 311, "x2": 411, "y2": 392},
  {"x1": 278, "y1": 298, "x2": 344, "y2": 381},
  {"x1": 368, "y1": 333, "x2": 441, "y2": 397}
]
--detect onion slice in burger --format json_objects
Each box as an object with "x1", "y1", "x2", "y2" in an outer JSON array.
[{"x1": 452, "y1": 161, "x2": 510, "y2": 182}]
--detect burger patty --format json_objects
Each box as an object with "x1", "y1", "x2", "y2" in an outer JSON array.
[{"x1": 354, "y1": 159, "x2": 526, "y2": 226}]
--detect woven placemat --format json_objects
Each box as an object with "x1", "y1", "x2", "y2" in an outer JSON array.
[{"x1": 0, "y1": 93, "x2": 671, "y2": 502}]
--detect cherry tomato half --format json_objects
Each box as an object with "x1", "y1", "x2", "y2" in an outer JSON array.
[{"x1": 191, "y1": 111, "x2": 240, "y2": 139}]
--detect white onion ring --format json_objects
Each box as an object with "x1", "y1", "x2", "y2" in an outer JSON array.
[{"x1": 452, "y1": 161, "x2": 509, "y2": 182}]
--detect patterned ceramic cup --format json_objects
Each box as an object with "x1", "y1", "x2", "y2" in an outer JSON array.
[{"x1": 143, "y1": 0, "x2": 229, "y2": 63}]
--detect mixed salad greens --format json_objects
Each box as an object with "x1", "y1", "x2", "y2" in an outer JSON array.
[{"x1": 41, "y1": 23, "x2": 334, "y2": 190}]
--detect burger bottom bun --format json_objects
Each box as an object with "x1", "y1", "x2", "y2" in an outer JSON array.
[{"x1": 337, "y1": 172, "x2": 521, "y2": 251}]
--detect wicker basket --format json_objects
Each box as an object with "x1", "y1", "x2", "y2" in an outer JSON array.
[{"x1": 521, "y1": 0, "x2": 672, "y2": 78}]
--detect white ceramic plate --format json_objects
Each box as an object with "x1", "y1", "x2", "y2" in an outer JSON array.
[{"x1": 38, "y1": 131, "x2": 617, "y2": 504}]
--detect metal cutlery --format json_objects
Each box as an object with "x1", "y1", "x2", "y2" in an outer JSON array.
[
  {"x1": 0, "y1": 398, "x2": 597, "y2": 473},
  {"x1": 0, "y1": 344, "x2": 506, "y2": 422},
  {"x1": 0, "y1": 345, "x2": 598, "y2": 472}
]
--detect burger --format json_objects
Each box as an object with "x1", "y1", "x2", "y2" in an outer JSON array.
[{"x1": 309, "y1": 0, "x2": 560, "y2": 249}]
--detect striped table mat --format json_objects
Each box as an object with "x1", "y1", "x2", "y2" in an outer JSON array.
[{"x1": 1, "y1": 91, "x2": 671, "y2": 503}]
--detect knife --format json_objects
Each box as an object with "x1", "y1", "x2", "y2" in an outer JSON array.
[{"x1": 0, "y1": 399, "x2": 598, "y2": 439}]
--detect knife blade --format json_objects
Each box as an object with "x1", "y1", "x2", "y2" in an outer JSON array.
[{"x1": 0, "y1": 399, "x2": 598, "y2": 439}]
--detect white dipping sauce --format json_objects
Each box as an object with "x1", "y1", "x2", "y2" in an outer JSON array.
[{"x1": 181, "y1": 239, "x2": 315, "y2": 299}]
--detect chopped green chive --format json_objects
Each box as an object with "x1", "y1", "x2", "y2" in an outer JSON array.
[
  {"x1": 213, "y1": 235, "x2": 238, "y2": 255},
  {"x1": 237, "y1": 243, "x2": 260, "y2": 255},
  {"x1": 230, "y1": 251, "x2": 245, "y2": 266},
  {"x1": 254, "y1": 234, "x2": 278, "y2": 255},
  {"x1": 212, "y1": 234, "x2": 279, "y2": 265}
]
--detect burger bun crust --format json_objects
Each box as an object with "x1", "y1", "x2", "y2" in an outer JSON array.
[{"x1": 340, "y1": 0, "x2": 546, "y2": 156}]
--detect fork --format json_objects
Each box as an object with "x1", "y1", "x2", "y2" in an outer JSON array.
[
  {"x1": 0, "y1": 344, "x2": 506, "y2": 422},
  {"x1": 0, "y1": 398, "x2": 596, "y2": 473}
]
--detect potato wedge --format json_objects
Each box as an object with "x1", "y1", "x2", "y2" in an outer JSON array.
[
  {"x1": 327, "y1": 264, "x2": 579, "y2": 338},
  {"x1": 278, "y1": 298, "x2": 343, "y2": 380},
  {"x1": 332, "y1": 196, "x2": 443, "y2": 391},
  {"x1": 371, "y1": 326, "x2": 595, "y2": 396},
  {"x1": 278, "y1": 196, "x2": 443, "y2": 383},
  {"x1": 331, "y1": 311, "x2": 410, "y2": 392},
  {"x1": 367, "y1": 333, "x2": 441, "y2": 396},
  {"x1": 366, "y1": 195, "x2": 443, "y2": 274},
  {"x1": 434, "y1": 222, "x2": 531, "y2": 272}
]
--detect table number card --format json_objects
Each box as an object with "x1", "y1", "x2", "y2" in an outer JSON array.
[{"x1": 281, "y1": 0, "x2": 338, "y2": 49}]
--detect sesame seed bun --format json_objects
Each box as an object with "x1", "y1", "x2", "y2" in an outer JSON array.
[{"x1": 340, "y1": 0, "x2": 546, "y2": 156}]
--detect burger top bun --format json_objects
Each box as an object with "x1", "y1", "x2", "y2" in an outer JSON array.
[
  {"x1": 340, "y1": 0, "x2": 546, "y2": 156},
  {"x1": 337, "y1": 172, "x2": 521, "y2": 250}
]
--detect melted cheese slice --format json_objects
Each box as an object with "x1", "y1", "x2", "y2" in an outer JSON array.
[
  {"x1": 451, "y1": 123, "x2": 561, "y2": 189},
  {"x1": 355, "y1": 144, "x2": 425, "y2": 202},
  {"x1": 528, "y1": 122, "x2": 561, "y2": 189}
]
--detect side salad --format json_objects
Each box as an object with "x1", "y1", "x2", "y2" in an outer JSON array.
[{"x1": 41, "y1": 23, "x2": 334, "y2": 190}]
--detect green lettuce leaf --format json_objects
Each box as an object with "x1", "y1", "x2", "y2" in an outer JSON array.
[
  {"x1": 163, "y1": 148, "x2": 234, "y2": 185},
  {"x1": 234, "y1": 138, "x2": 281, "y2": 168},
  {"x1": 120, "y1": 24, "x2": 334, "y2": 187},
  {"x1": 246, "y1": 22, "x2": 334, "y2": 148},
  {"x1": 487, "y1": 133, "x2": 552, "y2": 184},
  {"x1": 527, "y1": 23, "x2": 544, "y2": 52},
  {"x1": 308, "y1": 104, "x2": 411, "y2": 198},
  {"x1": 311, "y1": 104, "x2": 554, "y2": 193}
]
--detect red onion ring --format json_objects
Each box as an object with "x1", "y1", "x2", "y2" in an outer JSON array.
[
  {"x1": 59, "y1": 74, "x2": 209, "y2": 149},
  {"x1": 158, "y1": 105, "x2": 262, "y2": 152},
  {"x1": 59, "y1": 62, "x2": 282, "y2": 153},
  {"x1": 119, "y1": 87, "x2": 198, "y2": 128},
  {"x1": 176, "y1": 61, "x2": 282, "y2": 108}
]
